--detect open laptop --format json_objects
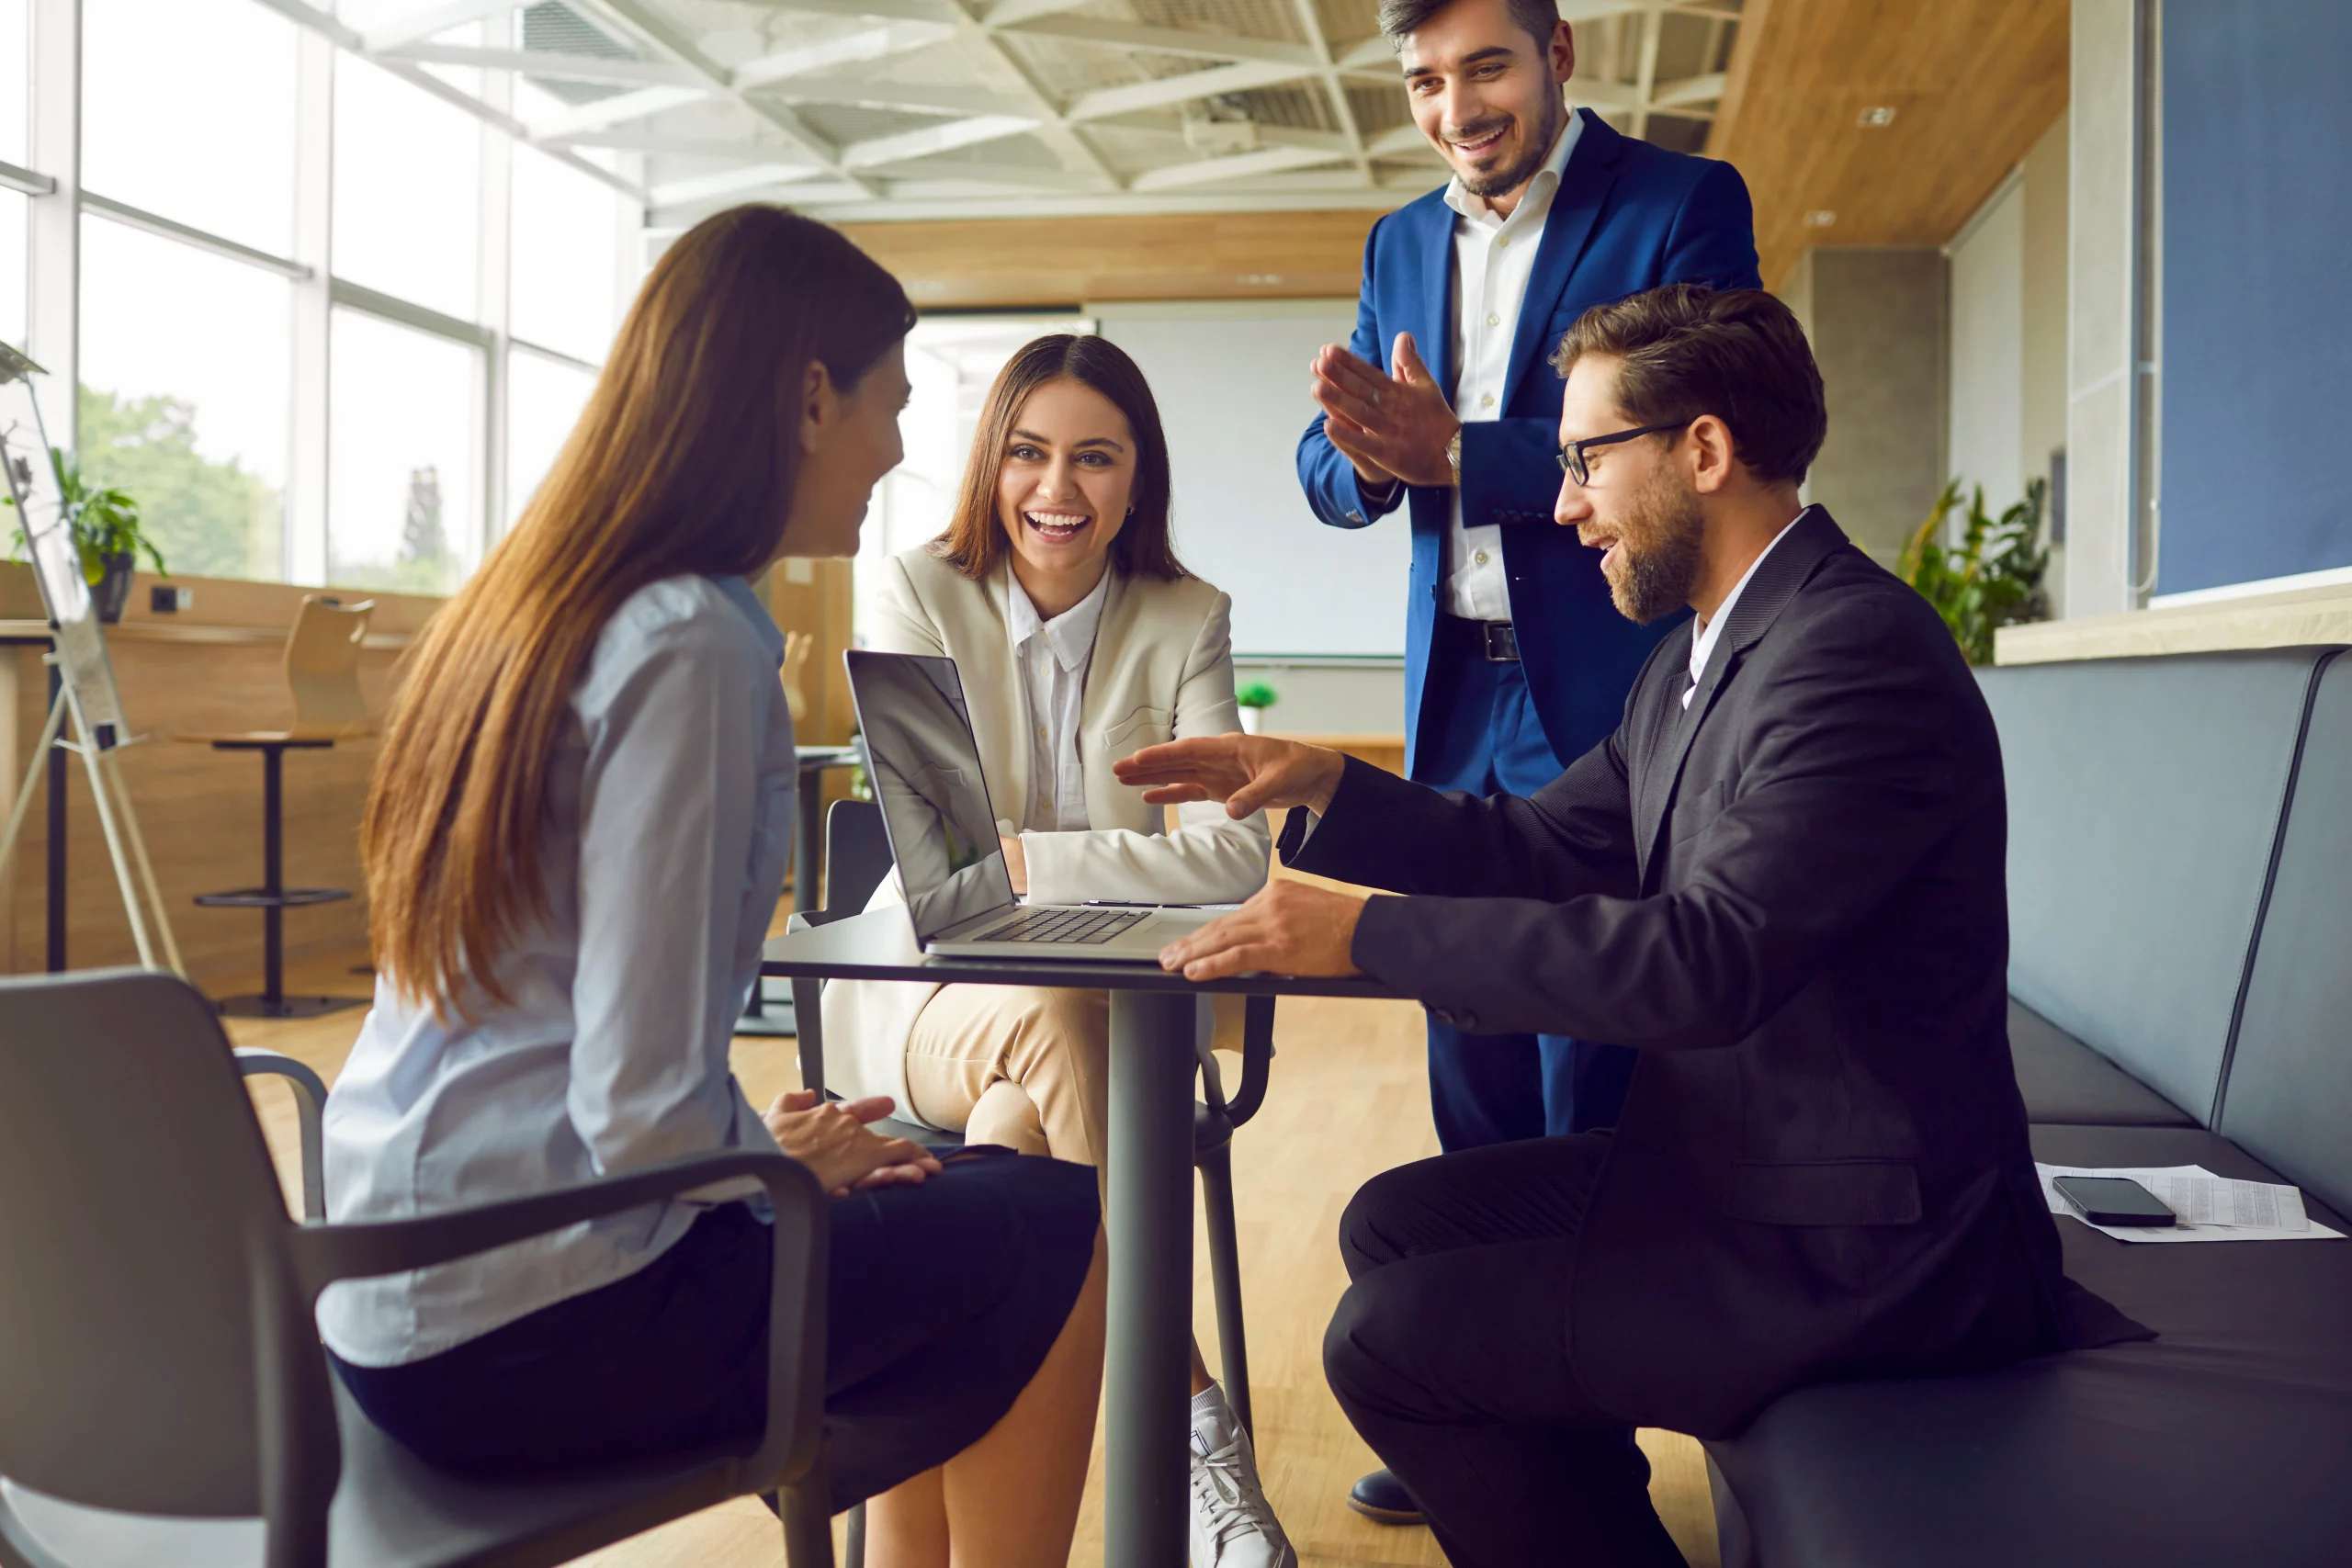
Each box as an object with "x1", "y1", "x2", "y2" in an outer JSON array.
[{"x1": 844, "y1": 649, "x2": 1223, "y2": 961}]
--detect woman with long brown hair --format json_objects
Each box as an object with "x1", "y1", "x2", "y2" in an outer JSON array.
[
  {"x1": 821, "y1": 334, "x2": 1293, "y2": 1568},
  {"x1": 317, "y1": 207, "x2": 1105, "y2": 1566}
]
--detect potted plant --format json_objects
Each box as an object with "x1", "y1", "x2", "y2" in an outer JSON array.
[
  {"x1": 1235, "y1": 680, "x2": 1277, "y2": 735},
  {"x1": 40, "y1": 448, "x2": 166, "y2": 623},
  {"x1": 1899, "y1": 477, "x2": 2049, "y2": 666}
]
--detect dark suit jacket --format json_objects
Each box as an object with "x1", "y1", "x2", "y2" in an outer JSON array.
[
  {"x1": 1294, "y1": 110, "x2": 1760, "y2": 776},
  {"x1": 1286, "y1": 507, "x2": 2112, "y2": 1438}
]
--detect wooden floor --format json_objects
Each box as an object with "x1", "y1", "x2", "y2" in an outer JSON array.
[{"x1": 232, "y1": 952, "x2": 1721, "y2": 1568}]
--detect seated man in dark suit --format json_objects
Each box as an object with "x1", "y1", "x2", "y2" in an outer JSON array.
[{"x1": 1114, "y1": 284, "x2": 2138, "y2": 1568}]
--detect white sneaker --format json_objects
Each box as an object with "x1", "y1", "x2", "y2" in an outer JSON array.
[{"x1": 1188, "y1": 1385, "x2": 1295, "y2": 1568}]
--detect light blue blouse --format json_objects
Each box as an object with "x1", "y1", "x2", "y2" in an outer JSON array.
[{"x1": 319, "y1": 574, "x2": 797, "y2": 1367}]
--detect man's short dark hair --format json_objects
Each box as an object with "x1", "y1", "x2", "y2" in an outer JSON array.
[
  {"x1": 1379, "y1": 0, "x2": 1560, "y2": 51},
  {"x1": 1550, "y1": 285, "x2": 1827, "y2": 486}
]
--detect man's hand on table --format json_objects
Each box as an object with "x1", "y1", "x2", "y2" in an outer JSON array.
[
  {"x1": 1155, "y1": 878, "x2": 1369, "y2": 982},
  {"x1": 763, "y1": 1089, "x2": 943, "y2": 1197}
]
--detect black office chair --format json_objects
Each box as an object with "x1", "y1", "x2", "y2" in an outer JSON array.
[
  {"x1": 790, "y1": 799, "x2": 1277, "y2": 1566},
  {"x1": 0, "y1": 969, "x2": 836, "y2": 1568}
]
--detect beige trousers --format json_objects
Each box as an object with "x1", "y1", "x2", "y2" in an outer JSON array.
[{"x1": 904, "y1": 986, "x2": 1112, "y2": 1186}]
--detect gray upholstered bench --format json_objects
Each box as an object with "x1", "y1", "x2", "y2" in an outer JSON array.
[{"x1": 1706, "y1": 648, "x2": 2352, "y2": 1566}]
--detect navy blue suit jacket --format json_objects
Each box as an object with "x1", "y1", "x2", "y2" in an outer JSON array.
[{"x1": 1295, "y1": 110, "x2": 1760, "y2": 776}]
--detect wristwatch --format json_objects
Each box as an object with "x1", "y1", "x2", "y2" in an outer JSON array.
[{"x1": 1444, "y1": 427, "x2": 1463, "y2": 483}]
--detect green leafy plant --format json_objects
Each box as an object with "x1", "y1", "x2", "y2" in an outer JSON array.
[
  {"x1": 1235, "y1": 681, "x2": 1278, "y2": 710},
  {"x1": 6, "y1": 446, "x2": 168, "y2": 583},
  {"x1": 1899, "y1": 476, "x2": 2049, "y2": 666}
]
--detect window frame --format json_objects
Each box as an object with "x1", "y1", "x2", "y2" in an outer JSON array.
[{"x1": 6, "y1": 0, "x2": 646, "y2": 594}]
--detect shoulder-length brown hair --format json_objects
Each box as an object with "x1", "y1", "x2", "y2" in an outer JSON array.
[
  {"x1": 931, "y1": 333, "x2": 1188, "y2": 582},
  {"x1": 363, "y1": 205, "x2": 914, "y2": 1012}
]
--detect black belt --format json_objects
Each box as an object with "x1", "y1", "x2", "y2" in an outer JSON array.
[{"x1": 1443, "y1": 613, "x2": 1520, "y2": 662}]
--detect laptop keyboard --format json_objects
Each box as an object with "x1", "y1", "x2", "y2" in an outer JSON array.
[{"x1": 971, "y1": 907, "x2": 1152, "y2": 945}]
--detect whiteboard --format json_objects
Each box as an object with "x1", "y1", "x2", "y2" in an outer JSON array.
[{"x1": 1094, "y1": 301, "x2": 1409, "y2": 659}]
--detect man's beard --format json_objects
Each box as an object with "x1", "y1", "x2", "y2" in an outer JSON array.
[
  {"x1": 1455, "y1": 97, "x2": 1566, "y2": 199},
  {"x1": 1600, "y1": 465, "x2": 1706, "y2": 624}
]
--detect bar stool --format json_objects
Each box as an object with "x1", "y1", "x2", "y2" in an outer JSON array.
[{"x1": 177, "y1": 594, "x2": 375, "y2": 1018}]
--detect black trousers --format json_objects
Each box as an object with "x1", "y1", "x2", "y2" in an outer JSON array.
[
  {"x1": 1323, "y1": 1134, "x2": 1688, "y2": 1568},
  {"x1": 335, "y1": 1149, "x2": 1098, "y2": 1512}
]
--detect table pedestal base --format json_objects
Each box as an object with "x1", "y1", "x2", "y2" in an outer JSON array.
[{"x1": 1104, "y1": 988, "x2": 1199, "y2": 1568}]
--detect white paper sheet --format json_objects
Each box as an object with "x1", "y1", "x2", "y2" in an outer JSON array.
[{"x1": 2034, "y1": 1163, "x2": 2346, "y2": 1244}]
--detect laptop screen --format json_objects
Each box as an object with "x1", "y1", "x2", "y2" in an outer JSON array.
[{"x1": 844, "y1": 649, "x2": 1017, "y2": 942}]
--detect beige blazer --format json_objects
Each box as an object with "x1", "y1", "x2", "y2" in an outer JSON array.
[{"x1": 821, "y1": 547, "x2": 1272, "y2": 1122}]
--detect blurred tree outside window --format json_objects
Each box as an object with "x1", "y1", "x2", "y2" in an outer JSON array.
[{"x1": 75, "y1": 385, "x2": 281, "y2": 581}]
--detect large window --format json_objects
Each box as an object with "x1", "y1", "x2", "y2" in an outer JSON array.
[
  {"x1": 0, "y1": 189, "x2": 24, "y2": 353},
  {"x1": 0, "y1": 0, "x2": 27, "y2": 169},
  {"x1": 332, "y1": 52, "x2": 485, "y2": 324},
  {"x1": 511, "y1": 144, "x2": 629, "y2": 364},
  {"x1": 1, "y1": 0, "x2": 646, "y2": 593},
  {"x1": 506, "y1": 347, "x2": 597, "y2": 525},
  {"x1": 83, "y1": 0, "x2": 299, "y2": 255},
  {"x1": 327, "y1": 310, "x2": 483, "y2": 593},
  {"x1": 78, "y1": 215, "x2": 289, "y2": 580}
]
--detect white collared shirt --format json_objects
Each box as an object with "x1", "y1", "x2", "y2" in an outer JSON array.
[
  {"x1": 1685, "y1": 509, "x2": 1809, "y2": 708},
  {"x1": 318, "y1": 574, "x2": 797, "y2": 1367},
  {"x1": 1443, "y1": 107, "x2": 1584, "y2": 622},
  {"x1": 1007, "y1": 565, "x2": 1110, "y2": 835}
]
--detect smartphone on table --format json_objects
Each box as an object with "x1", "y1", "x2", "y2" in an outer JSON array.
[{"x1": 2052, "y1": 1175, "x2": 2177, "y2": 1227}]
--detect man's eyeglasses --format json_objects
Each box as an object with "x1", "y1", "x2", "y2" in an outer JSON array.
[{"x1": 1555, "y1": 421, "x2": 1690, "y2": 487}]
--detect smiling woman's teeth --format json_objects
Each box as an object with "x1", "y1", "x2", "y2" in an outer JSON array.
[{"x1": 1026, "y1": 512, "x2": 1089, "y2": 541}]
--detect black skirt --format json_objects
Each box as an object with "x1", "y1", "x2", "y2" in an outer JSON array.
[{"x1": 333, "y1": 1148, "x2": 1100, "y2": 1511}]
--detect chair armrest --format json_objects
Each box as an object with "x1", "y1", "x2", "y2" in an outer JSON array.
[
  {"x1": 288, "y1": 1148, "x2": 831, "y2": 1492},
  {"x1": 288, "y1": 1148, "x2": 820, "y2": 1292},
  {"x1": 237, "y1": 1049, "x2": 328, "y2": 1223},
  {"x1": 1226, "y1": 997, "x2": 1276, "y2": 1128}
]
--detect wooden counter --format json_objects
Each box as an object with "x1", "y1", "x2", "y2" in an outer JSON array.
[{"x1": 1, "y1": 567, "x2": 441, "y2": 984}]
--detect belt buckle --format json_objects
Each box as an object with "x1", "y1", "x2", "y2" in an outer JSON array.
[{"x1": 1482, "y1": 622, "x2": 1520, "y2": 662}]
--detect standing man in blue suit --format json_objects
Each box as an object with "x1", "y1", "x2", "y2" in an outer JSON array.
[{"x1": 1295, "y1": 0, "x2": 1758, "y2": 1523}]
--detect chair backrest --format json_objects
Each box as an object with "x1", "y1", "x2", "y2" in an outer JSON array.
[
  {"x1": 0, "y1": 970, "x2": 337, "y2": 1525},
  {"x1": 823, "y1": 797, "x2": 893, "y2": 919},
  {"x1": 284, "y1": 594, "x2": 374, "y2": 739},
  {"x1": 1979, "y1": 648, "x2": 2333, "y2": 1123},
  {"x1": 2216, "y1": 649, "x2": 2352, "y2": 1213},
  {"x1": 790, "y1": 800, "x2": 894, "y2": 1101}
]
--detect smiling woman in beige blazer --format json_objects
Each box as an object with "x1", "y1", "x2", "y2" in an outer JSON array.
[{"x1": 822, "y1": 334, "x2": 1294, "y2": 1568}]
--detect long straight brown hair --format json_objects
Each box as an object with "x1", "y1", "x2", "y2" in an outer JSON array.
[
  {"x1": 931, "y1": 333, "x2": 1188, "y2": 582},
  {"x1": 363, "y1": 205, "x2": 913, "y2": 1012}
]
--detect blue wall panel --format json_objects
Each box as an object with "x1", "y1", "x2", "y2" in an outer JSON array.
[{"x1": 2159, "y1": 0, "x2": 2352, "y2": 597}]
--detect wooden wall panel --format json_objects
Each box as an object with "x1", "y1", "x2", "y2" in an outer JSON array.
[
  {"x1": 3, "y1": 565, "x2": 437, "y2": 983},
  {"x1": 837, "y1": 209, "x2": 1383, "y2": 310},
  {"x1": 4, "y1": 616, "x2": 410, "y2": 984},
  {"x1": 1709, "y1": 0, "x2": 2070, "y2": 288}
]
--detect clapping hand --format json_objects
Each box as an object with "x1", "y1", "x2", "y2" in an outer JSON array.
[
  {"x1": 763, "y1": 1089, "x2": 942, "y2": 1197},
  {"x1": 1311, "y1": 332, "x2": 1461, "y2": 490}
]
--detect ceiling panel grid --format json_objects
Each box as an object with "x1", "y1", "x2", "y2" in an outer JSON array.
[{"x1": 345, "y1": 0, "x2": 1747, "y2": 222}]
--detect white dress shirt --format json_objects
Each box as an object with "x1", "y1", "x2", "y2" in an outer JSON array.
[
  {"x1": 1006, "y1": 565, "x2": 1109, "y2": 837},
  {"x1": 1684, "y1": 508, "x2": 1808, "y2": 708},
  {"x1": 1442, "y1": 107, "x2": 1584, "y2": 622},
  {"x1": 318, "y1": 573, "x2": 796, "y2": 1367}
]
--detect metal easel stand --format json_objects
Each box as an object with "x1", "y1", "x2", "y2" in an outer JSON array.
[{"x1": 0, "y1": 653, "x2": 184, "y2": 976}]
